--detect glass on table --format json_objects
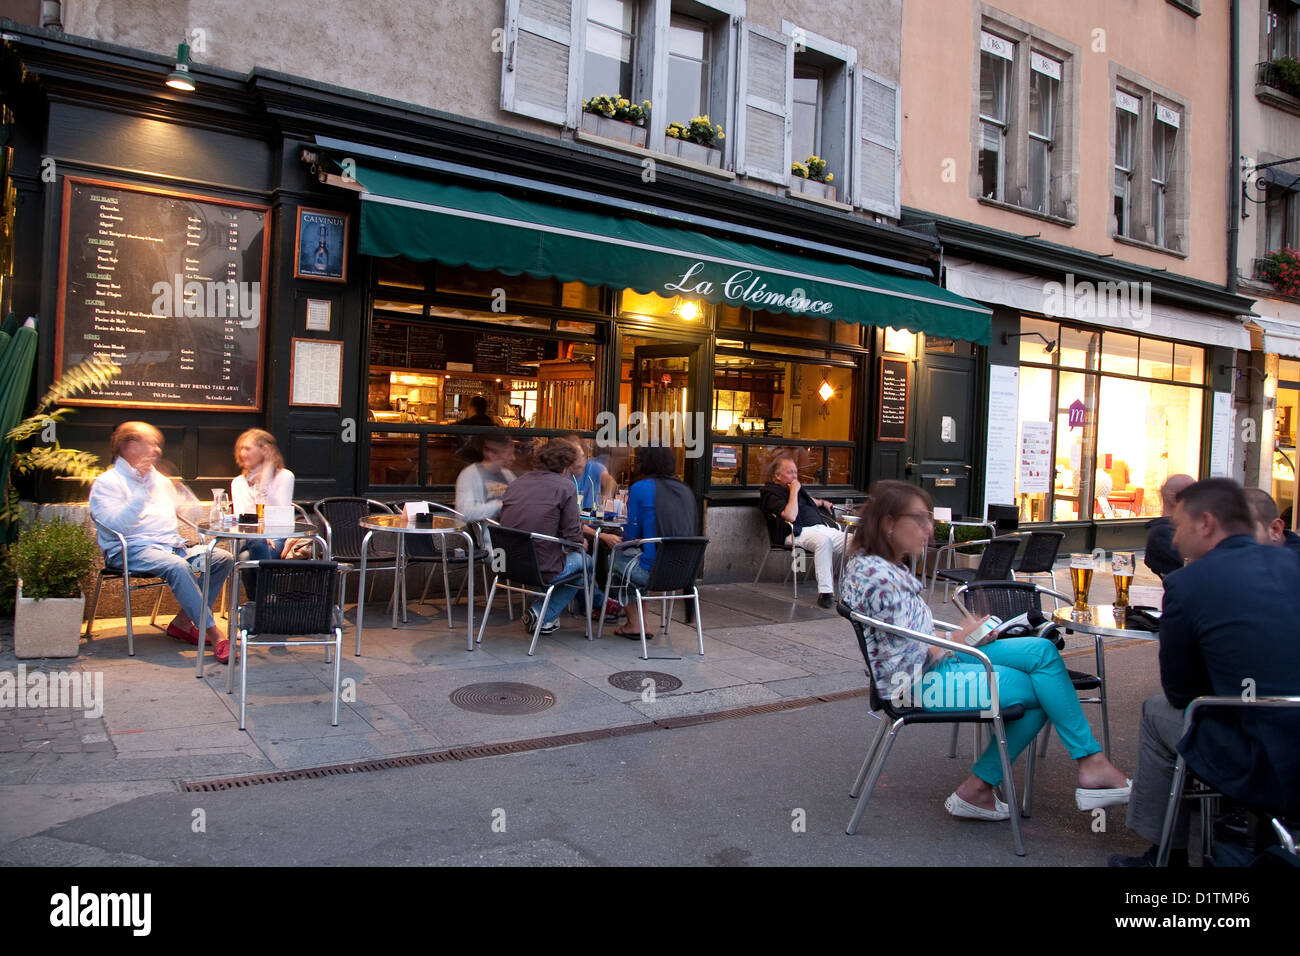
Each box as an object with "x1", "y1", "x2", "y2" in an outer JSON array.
[
  {"x1": 1111, "y1": 551, "x2": 1134, "y2": 608},
  {"x1": 1069, "y1": 552, "x2": 1095, "y2": 612}
]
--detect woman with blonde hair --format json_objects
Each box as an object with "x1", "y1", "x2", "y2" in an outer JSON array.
[{"x1": 231, "y1": 429, "x2": 296, "y2": 589}]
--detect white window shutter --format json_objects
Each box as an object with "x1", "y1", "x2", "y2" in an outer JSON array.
[
  {"x1": 737, "y1": 22, "x2": 792, "y2": 185},
  {"x1": 501, "y1": 0, "x2": 580, "y2": 127},
  {"x1": 854, "y1": 69, "x2": 900, "y2": 218}
]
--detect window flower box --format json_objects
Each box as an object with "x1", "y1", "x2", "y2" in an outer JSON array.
[
  {"x1": 580, "y1": 112, "x2": 647, "y2": 147},
  {"x1": 580, "y1": 95, "x2": 650, "y2": 147},
  {"x1": 790, "y1": 176, "x2": 837, "y2": 202},
  {"x1": 663, "y1": 136, "x2": 721, "y2": 167},
  {"x1": 791, "y1": 156, "x2": 836, "y2": 201}
]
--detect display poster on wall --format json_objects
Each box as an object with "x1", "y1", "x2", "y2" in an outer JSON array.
[
  {"x1": 1019, "y1": 421, "x2": 1053, "y2": 494},
  {"x1": 984, "y1": 365, "x2": 1019, "y2": 512},
  {"x1": 1209, "y1": 391, "x2": 1233, "y2": 478},
  {"x1": 877, "y1": 358, "x2": 909, "y2": 441},
  {"x1": 55, "y1": 177, "x2": 269, "y2": 410}
]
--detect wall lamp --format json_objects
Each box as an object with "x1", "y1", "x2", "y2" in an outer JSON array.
[
  {"x1": 166, "y1": 41, "x2": 196, "y2": 92},
  {"x1": 1001, "y1": 331, "x2": 1056, "y2": 353}
]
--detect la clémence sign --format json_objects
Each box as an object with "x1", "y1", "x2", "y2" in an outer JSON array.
[{"x1": 663, "y1": 261, "x2": 835, "y2": 316}]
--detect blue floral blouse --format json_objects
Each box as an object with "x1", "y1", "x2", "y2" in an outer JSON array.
[{"x1": 839, "y1": 553, "x2": 933, "y2": 696}]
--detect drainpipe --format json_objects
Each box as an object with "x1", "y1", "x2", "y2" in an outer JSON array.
[
  {"x1": 40, "y1": 2, "x2": 62, "y2": 30},
  {"x1": 1228, "y1": 0, "x2": 1240, "y2": 294}
]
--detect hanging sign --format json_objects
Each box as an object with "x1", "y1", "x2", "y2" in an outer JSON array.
[{"x1": 1068, "y1": 398, "x2": 1087, "y2": 429}]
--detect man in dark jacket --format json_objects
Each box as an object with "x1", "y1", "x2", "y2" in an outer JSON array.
[
  {"x1": 1111, "y1": 479, "x2": 1300, "y2": 866},
  {"x1": 1143, "y1": 473, "x2": 1193, "y2": 578},
  {"x1": 1244, "y1": 487, "x2": 1300, "y2": 558},
  {"x1": 759, "y1": 456, "x2": 842, "y2": 607}
]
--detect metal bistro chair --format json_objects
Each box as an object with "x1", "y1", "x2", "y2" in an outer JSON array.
[
  {"x1": 85, "y1": 519, "x2": 168, "y2": 656},
  {"x1": 929, "y1": 534, "x2": 1021, "y2": 603},
  {"x1": 755, "y1": 509, "x2": 800, "y2": 596},
  {"x1": 1156, "y1": 695, "x2": 1300, "y2": 867},
  {"x1": 986, "y1": 503, "x2": 1020, "y2": 535},
  {"x1": 836, "y1": 603, "x2": 1034, "y2": 856},
  {"x1": 401, "y1": 502, "x2": 493, "y2": 628},
  {"x1": 312, "y1": 497, "x2": 400, "y2": 615},
  {"x1": 1011, "y1": 530, "x2": 1064, "y2": 600},
  {"x1": 230, "y1": 560, "x2": 345, "y2": 730},
  {"x1": 953, "y1": 580, "x2": 1105, "y2": 770},
  {"x1": 596, "y1": 536, "x2": 709, "y2": 660},
  {"x1": 474, "y1": 525, "x2": 593, "y2": 656}
]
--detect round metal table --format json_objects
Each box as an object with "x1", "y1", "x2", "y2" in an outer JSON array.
[
  {"x1": 356, "y1": 513, "x2": 477, "y2": 654},
  {"x1": 195, "y1": 519, "x2": 325, "y2": 679}
]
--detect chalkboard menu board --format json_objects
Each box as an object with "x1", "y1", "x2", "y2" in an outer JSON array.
[
  {"x1": 473, "y1": 332, "x2": 546, "y2": 375},
  {"x1": 877, "y1": 357, "x2": 909, "y2": 442},
  {"x1": 55, "y1": 177, "x2": 269, "y2": 411}
]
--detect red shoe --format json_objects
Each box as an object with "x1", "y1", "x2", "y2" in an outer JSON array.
[
  {"x1": 594, "y1": 599, "x2": 623, "y2": 621},
  {"x1": 214, "y1": 640, "x2": 231, "y2": 665},
  {"x1": 166, "y1": 622, "x2": 200, "y2": 645}
]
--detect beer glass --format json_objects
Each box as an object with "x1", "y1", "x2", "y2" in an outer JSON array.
[
  {"x1": 1112, "y1": 552, "x2": 1134, "y2": 608},
  {"x1": 1069, "y1": 553, "x2": 1095, "y2": 612},
  {"x1": 256, "y1": 502, "x2": 266, "y2": 522}
]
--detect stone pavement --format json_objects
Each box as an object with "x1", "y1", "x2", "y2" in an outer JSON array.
[{"x1": 0, "y1": 560, "x2": 1165, "y2": 862}]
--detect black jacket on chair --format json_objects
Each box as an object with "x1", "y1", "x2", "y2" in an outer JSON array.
[
  {"x1": 1160, "y1": 535, "x2": 1300, "y2": 813},
  {"x1": 1144, "y1": 516, "x2": 1183, "y2": 578}
]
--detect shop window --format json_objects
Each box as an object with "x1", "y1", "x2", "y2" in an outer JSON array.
[
  {"x1": 752, "y1": 307, "x2": 829, "y2": 342},
  {"x1": 377, "y1": 257, "x2": 429, "y2": 289},
  {"x1": 1014, "y1": 316, "x2": 1207, "y2": 523},
  {"x1": 620, "y1": 288, "x2": 710, "y2": 323},
  {"x1": 1018, "y1": 317, "x2": 1058, "y2": 364},
  {"x1": 747, "y1": 445, "x2": 822, "y2": 485},
  {"x1": 974, "y1": 23, "x2": 1074, "y2": 220}
]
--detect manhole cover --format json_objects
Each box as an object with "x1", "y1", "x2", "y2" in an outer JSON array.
[
  {"x1": 608, "y1": 671, "x2": 683, "y2": 693},
  {"x1": 449, "y1": 682, "x2": 557, "y2": 715}
]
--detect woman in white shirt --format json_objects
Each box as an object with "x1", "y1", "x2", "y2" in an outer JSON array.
[{"x1": 231, "y1": 429, "x2": 295, "y2": 591}]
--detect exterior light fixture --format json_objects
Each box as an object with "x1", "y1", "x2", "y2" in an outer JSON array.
[
  {"x1": 671, "y1": 298, "x2": 700, "y2": 320},
  {"x1": 166, "y1": 41, "x2": 196, "y2": 91}
]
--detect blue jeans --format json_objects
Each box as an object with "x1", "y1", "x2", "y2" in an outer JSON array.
[
  {"x1": 114, "y1": 543, "x2": 233, "y2": 632},
  {"x1": 610, "y1": 549, "x2": 652, "y2": 596},
  {"x1": 921, "y1": 637, "x2": 1102, "y2": 786},
  {"x1": 531, "y1": 550, "x2": 605, "y2": 626}
]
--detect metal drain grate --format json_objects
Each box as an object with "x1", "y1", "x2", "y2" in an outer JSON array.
[
  {"x1": 180, "y1": 687, "x2": 870, "y2": 792},
  {"x1": 449, "y1": 682, "x2": 557, "y2": 715},
  {"x1": 608, "y1": 670, "x2": 683, "y2": 693}
]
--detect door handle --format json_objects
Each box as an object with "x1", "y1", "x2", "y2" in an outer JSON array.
[
  {"x1": 942, "y1": 467, "x2": 950, "y2": 474},
  {"x1": 905, "y1": 458, "x2": 917, "y2": 473},
  {"x1": 962, "y1": 464, "x2": 972, "y2": 471}
]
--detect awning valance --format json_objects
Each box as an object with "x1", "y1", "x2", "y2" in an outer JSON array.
[{"x1": 352, "y1": 164, "x2": 992, "y2": 344}]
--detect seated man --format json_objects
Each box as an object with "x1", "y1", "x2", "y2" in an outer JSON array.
[
  {"x1": 1110, "y1": 479, "x2": 1300, "y2": 867},
  {"x1": 497, "y1": 439, "x2": 615, "y2": 636},
  {"x1": 759, "y1": 455, "x2": 843, "y2": 608},
  {"x1": 1143, "y1": 473, "x2": 1193, "y2": 579},
  {"x1": 1244, "y1": 487, "x2": 1300, "y2": 557},
  {"x1": 88, "y1": 422, "x2": 234, "y2": 662},
  {"x1": 562, "y1": 433, "x2": 617, "y2": 510}
]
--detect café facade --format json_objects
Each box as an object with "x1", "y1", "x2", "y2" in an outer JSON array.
[{"x1": 1, "y1": 23, "x2": 994, "y2": 580}]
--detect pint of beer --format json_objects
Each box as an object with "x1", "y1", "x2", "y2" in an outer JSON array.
[
  {"x1": 1112, "y1": 552, "x2": 1134, "y2": 608},
  {"x1": 1070, "y1": 553, "x2": 1094, "y2": 612}
]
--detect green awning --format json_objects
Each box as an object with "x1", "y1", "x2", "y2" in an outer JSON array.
[{"x1": 354, "y1": 164, "x2": 992, "y2": 344}]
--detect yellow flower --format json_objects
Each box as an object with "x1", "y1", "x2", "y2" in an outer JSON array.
[{"x1": 825, "y1": 172, "x2": 834, "y2": 182}]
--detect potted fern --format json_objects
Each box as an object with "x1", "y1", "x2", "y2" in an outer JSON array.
[
  {"x1": 11, "y1": 519, "x2": 98, "y2": 657},
  {"x1": 663, "y1": 115, "x2": 724, "y2": 168}
]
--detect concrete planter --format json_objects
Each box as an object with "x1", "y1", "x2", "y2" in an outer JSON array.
[
  {"x1": 14, "y1": 581, "x2": 85, "y2": 659},
  {"x1": 663, "y1": 137, "x2": 721, "y2": 167},
  {"x1": 580, "y1": 112, "x2": 647, "y2": 147},
  {"x1": 953, "y1": 552, "x2": 983, "y2": 570},
  {"x1": 790, "y1": 177, "x2": 836, "y2": 201}
]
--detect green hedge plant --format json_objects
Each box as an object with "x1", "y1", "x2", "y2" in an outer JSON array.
[{"x1": 9, "y1": 519, "x2": 98, "y2": 600}]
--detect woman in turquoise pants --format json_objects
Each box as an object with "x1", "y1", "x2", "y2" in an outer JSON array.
[{"x1": 840, "y1": 481, "x2": 1131, "y2": 821}]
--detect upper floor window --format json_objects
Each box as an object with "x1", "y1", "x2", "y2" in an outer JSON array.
[
  {"x1": 973, "y1": 24, "x2": 1075, "y2": 221},
  {"x1": 667, "y1": 13, "x2": 711, "y2": 122},
  {"x1": 584, "y1": 0, "x2": 637, "y2": 99},
  {"x1": 1110, "y1": 78, "x2": 1186, "y2": 254},
  {"x1": 792, "y1": 65, "x2": 823, "y2": 163},
  {"x1": 1270, "y1": 0, "x2": 1300, "y2": 60}
]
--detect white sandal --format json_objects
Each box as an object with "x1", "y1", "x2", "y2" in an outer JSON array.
[{"x1": 945, "y1": 791, "x2": 1010, "y2": 821}]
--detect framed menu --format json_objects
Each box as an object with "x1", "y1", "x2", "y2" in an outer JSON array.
[
  {"x1": 290, "y1": 338, "x2": 344, "y2": 407},
  {"x1": 54, "y1": 177, "x2": 269, "y2": 411},
  {"x1": 877, "y1": 357, "x2": 909, "y2": 442}
]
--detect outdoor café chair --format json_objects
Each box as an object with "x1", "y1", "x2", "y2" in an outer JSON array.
[
  {"x1": 953, "y1": 580, "x2": 1104, "y2": 781},
  {"x1": 85, "y1": 515, "x2": 205, "y2": 656},
  {"x1": 231, "y1": 559, "x2": 345, "y2": 730},
  {"x1": 475, "y1": 524, "x2": 593, "y2": 655},
  {"x1": 836, "y1": 603, "x2": 1035, "y2": 856},
  {"x1": 1156, "y1": 695, "x2": 1300, "y2": 867},
  {"x1": 401, "y1": 501, "x2": 493, "y2": 627},
  {"x1": 928, "y1": 534, "x2": 1021, "y2": 603},
  {"x1": 755, "y1": 509, "x2": 800, "y2": 597},
  {"x1": 312, "y1": 497, "x2": 399, "y2": 614},
  {"x1": 1010, "y1": 530, "x2": 1064, "y2": 598},
  {"x1": 596, "y1": 536, "x2": 708, "y2": 660}
]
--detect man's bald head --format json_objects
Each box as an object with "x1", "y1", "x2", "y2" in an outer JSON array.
[
  {"x1": 1161, "y1": 474, "x2": 1195, "y2": 515},
  {"x1": 1243, "y1": 487, "x2": 1285, "y2": 546}
]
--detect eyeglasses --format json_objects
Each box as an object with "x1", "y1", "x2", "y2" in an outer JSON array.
[{"x1": 897, "y1": 512, "x2": 934, "y2": 524}]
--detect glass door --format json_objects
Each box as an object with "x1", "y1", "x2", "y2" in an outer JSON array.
[{"x1": 617, "y1": 334, "x2": 701, "y2": 489}]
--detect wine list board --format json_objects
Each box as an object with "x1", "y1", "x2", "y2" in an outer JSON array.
[{"x1": 55, "y1": 177, "x2": 270, "y2": 411}]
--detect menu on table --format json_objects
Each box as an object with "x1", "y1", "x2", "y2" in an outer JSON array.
[{"x1": 55, "y1": 177, "x2": 269, "y2": 411}]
